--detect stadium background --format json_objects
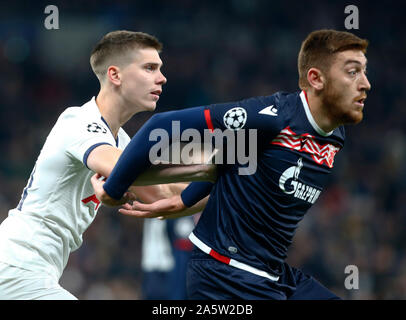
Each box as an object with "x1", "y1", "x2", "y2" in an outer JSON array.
[{"x1": 0, "y1": 0, "x2": 405, "y2": 299}]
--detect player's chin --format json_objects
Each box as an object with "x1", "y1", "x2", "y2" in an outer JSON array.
[
  {"x1": 344, "y1": 110, "x2": 363, "y2": 125},
  {"x1": 142, "y1": 102, "x2": 157, "y2": 112}
]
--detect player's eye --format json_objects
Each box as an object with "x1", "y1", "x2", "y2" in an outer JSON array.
[{"x1": 145, "y1": 64, "x2": 157, "y2": 71}]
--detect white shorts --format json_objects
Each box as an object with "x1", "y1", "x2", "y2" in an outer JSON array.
[{"x1": 0, "y1": 262, "x2": 77, "y2": 300}]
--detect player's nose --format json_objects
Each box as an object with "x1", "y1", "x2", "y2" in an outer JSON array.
[
  {"x1": 359, "y1": 72, "x2": 371, "y2": 92},
  {"x1": 157, "y1": 70, "x2": 167, "y2": 85}
]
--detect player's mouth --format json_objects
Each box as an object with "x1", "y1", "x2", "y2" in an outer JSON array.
[
  {"x1": 354, "y1": 96, "x2": 366, "y2": 108},
  {"x1": 150, "y1": 90, "x2": 162, "y2": 100}
]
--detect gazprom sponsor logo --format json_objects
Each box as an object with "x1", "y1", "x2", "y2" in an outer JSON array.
[{"x1": 279, "y1": 158, "x2": 321, "y2": 204}]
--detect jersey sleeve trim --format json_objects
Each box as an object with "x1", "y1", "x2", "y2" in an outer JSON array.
[
  {"x1": 204, "y1": 109, "x2": 214, "y2": 132},
  {"x1": 83, "y1": 142, "x2": 112, "y2": 169}
]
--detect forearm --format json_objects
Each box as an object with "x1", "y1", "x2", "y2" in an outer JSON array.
[
  {"x1": 180, "y1": 181, "x2": 214, "y2": 207},
  {"x1": 129, "y1": 182, "x2": 188, "y2": 204},
  {"x1": 118, "y1": 192, "x2": 209, "y2": 219},
  {"x1": 132, "y1": 163, "x2": 216, "y2": 186}
]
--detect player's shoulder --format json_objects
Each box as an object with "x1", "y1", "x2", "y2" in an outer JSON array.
[
  {"x1": 272, "y1": 90, "x2": 302, "y2": 112},
  {"x1": 238, "y1": 91, "x2": 298, "y2": 113},
  {"x1": 54, "y1": 99, "x2": 108, "y2": 138},
  {"x1": 58, "y1": 98, "x2": 98, "y2": 122},
  {"x1": 233, "y1": 91, "x2": 297, "y2": 127},
  {"x1": 217, "y1": 92, "x2": 291, "y2": 134},
  {"x1": 58, "y1": 106, "x2": 82, "y2": 123}
]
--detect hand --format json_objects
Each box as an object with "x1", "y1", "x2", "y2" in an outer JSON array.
[
  {"x1": 90, "y1": 173, "x2": 136, "y2": 207},
  {"x1": 118, "y1": 195, "x2": 186, "y2": 219}
]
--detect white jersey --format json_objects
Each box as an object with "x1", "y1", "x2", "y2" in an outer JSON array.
[
  {"x1": 141, "y1": 219, "x2": 174, "y2": 272},
  {"x1": 0, "y1": 97, "x2": 130, "y2": 281}
]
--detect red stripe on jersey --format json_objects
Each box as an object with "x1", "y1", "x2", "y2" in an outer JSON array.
[
  {"x1": 209, "y1": 249, "x2": 231, "y2": 264},
  {"x1": 204, "y1": 109, "x2": 214, "y2": 132}
]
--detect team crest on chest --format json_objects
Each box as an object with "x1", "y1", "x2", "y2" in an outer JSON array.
[{"x1": 271, "y1": 126, "x2": 340, "y2": 168}]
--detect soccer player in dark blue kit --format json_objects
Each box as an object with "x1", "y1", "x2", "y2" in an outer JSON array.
[{"x1": 91, "y1": 29, "x2": 371, "y2": 299}]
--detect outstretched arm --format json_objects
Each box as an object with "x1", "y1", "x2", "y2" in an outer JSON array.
[
  {"x1": 87, "y1": 143, "x2": 216, "y2": 186},
  {"x1": 88, "y1": 136, "x2": 216, "y2": 206},
  {"x1": 95, "y1": 107, "x2": 210, "y2": 204}
]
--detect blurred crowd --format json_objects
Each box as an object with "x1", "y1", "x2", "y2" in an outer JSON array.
[{"x1": 0, "y1": 0, "x2": 405, "y2": 299}]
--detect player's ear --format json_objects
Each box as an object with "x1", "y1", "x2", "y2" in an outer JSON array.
[
  {"x1": 307, "y1": 68, "x2": 325, "y2": 91},
  {"x1": 107, "y1": 65, "x2": 122, "y2": 86}
]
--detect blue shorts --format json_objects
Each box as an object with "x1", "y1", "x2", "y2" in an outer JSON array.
[{"x1": 186, "y1": 248, "x2": 340, "y2": 300}]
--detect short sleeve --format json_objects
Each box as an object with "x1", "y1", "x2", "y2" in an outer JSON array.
[{"x1": 63, "y1": 114, "x2": 114, "y2": 167}]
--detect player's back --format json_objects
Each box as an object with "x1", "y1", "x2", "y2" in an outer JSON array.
[{"x1": 0, "y1": 97, "x2": 130, "y2": 280}]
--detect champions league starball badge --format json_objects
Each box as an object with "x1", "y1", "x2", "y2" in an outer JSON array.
[{"x1": 223, "y1": 107, "x2": 247, "y2": 130}]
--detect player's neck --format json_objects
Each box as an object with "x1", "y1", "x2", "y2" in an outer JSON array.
[
  {"x1": 306, "y1": 91, "x2": 339, "y2": 133},
  {"x1": 95, "y1": 89, "x2": 133, "y2": 138}
]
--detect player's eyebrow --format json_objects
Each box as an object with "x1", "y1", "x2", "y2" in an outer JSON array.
[
  {"x1": 144, "y1": 62, "x2": 161, "y2": 66},
  {"x1": 344, "y1": 59, "x2": 367, "y2": 66}
]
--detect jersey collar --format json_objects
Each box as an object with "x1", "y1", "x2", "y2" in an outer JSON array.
[
  {"x1": 300, "y1": 91, "x2": 333, "y2": 137},
  {"x1": 89, "y1": 96, "x2": 119, "y2": 147}
]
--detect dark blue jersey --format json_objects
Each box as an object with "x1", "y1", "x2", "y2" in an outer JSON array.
[
  {"x1": 190, "y1": 91, "x2": 345, "y2": 276},
  {"x1": 102, "y1": 90, "x2": 345, "y2": 279}
]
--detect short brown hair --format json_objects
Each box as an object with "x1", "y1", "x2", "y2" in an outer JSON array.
[
  {"x1": 90, "y1": 30, "x2": 162, "y2": 82},
  {"x1": 298, "y1": 29, "x2": 368, "y2": 89}
]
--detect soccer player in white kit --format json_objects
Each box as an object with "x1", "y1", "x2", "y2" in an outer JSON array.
[{"x1": 0, "y1": 31, "x2": 212, "y2": 300}]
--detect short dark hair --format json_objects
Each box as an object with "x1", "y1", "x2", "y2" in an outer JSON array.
[
  {"x1": 90, "y1": 30, "x2": 162, "y2": 81},
  {"x1": 298, "y1": 29, "x2": 369, "y2": 89}
]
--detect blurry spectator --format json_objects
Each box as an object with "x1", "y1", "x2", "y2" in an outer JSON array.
[{"x1": 141, "y1": 216, "x2": 194, "y2": 300}]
